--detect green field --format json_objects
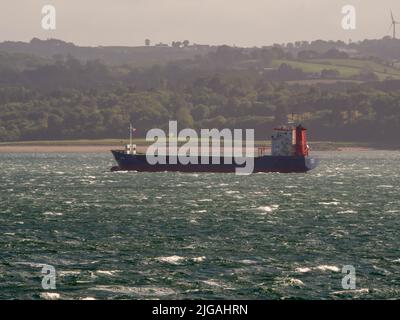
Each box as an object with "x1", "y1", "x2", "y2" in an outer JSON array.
[{"x1": 272, "y1": 58, "x2": 400, "y2": 81}]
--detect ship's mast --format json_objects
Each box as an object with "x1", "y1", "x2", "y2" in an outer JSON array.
[{"x1": 130, "y1": 123, "x2": 132, "y2": 147}]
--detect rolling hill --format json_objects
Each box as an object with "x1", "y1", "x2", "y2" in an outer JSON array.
[{"x1": 271, "y1": 58, "x2": 400, "y2": 80}]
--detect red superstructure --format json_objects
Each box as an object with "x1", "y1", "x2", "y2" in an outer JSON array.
[{"x1": 295, "y1": 125, "x2": 309, "y2": 156}]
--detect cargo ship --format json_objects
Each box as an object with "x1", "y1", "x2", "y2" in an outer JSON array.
[{"x1": 111, "y1": 124, "x2": 318, "y2": 173}]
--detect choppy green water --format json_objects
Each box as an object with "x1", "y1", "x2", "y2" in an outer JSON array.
[{"x1": 1, "y1": 151, "x2": 400, "y2": 300}]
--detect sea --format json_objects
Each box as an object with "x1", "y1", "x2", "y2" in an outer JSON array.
[{"x1": 0, "y1": 151, "x2": 399, "y2": 300}]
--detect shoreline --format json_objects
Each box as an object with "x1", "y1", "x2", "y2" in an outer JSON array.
[
  {"x1": 0, "y1": 144, "x2": 395, "y2": 153},
  {"x1": 0, "y1": 145, "x2": 121, "y2": 153}
]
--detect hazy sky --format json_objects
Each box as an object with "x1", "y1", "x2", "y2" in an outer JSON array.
[{"x1": 0, "y1": 0, "x2": 399, "y2": 46}]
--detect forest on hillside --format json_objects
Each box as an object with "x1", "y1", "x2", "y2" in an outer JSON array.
[{"x1": 1, "y1": 40, "x2": 400, "y2": 144}]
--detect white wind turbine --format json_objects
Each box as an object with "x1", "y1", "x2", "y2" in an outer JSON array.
[{"x1": 390, "y1": 10, "x2": 400, "y2": 39}]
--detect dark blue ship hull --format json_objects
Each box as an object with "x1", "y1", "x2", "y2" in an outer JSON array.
[{"x1": 111, "y1": 150, "x2": 318, "y2": 173}]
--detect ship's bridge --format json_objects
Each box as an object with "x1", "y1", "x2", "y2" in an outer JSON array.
[{"x1": 271, "y1": 125, "x2": 309, "y2": 157}]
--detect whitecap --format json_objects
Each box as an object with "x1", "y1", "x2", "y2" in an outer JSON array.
[
  {"x1": 43, "y1": 211, "x2": 63, "y2": 216},
  {"x1": 156, "y1": 255, "x2": 185, "y2": 264},
  {"x1": 318, "y1": 202, "x2": 340, "y2": 206},
  {"x1": 295, "y1": 267, "x2": 312, "y2": 273},
  {"x1": 202, "y1": 279, "x2": 234, "y2": 289},
  {"x1": 90, "y1": 285, "x2": 175, "y2": 296},
  {"x1": 192, "y1": 256, "x2": 206, "y2": 262},
  {"x1": 332, "y1": 288, "x2": 369, "y2": 295},
  {"x1": 338, "y1": 210, "x2": 357, "y2": 214},
  {"x1": 295, "y1": 265, "x2": 340, "y2": 273},
  {"x1": 256, "y1": 205, "x2": 279, "y2": 213},
  {"x1": 182, "y1": 244, "x2": 196, "y2": 249},
  {"x1": 202, "y1": 280, "x2": 223, "y2": 287},
  {"x1": 15, "y1": 262, "x2": 46, "y2": 268},
  {"x1": 96, "y1": 270, "x2": 118, "y2": 276},
  {"x1": 277, "y1": 277, "x2": 305, "y2": 287},
  {"x1": 239, "y1": 259, "x2": 258, "y2": 265},
  {"x1": 59, "y1": 271, "x2": 81, "y2": 277},
  {"x1": 40, "y1": 292, "x2": 60, "y2": 300},
  {"x1": 316, "y1": 265, "x2": 340, "y2": 272}
]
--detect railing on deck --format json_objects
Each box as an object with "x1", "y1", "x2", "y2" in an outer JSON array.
[{"x1": 258, "y1": 147, "x2": 268, "y2": 157}]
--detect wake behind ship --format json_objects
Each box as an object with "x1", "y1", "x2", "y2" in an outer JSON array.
[{"x1": 111, "y1": 124, "x2": 318, "y2": 173}]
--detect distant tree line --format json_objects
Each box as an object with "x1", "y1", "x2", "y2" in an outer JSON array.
[{"x1": 0, "y1": 46, "x2": 400, "y2": 144}]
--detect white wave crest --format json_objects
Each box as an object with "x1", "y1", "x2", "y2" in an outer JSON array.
[
  {"x1": 156, "y1": 255, "x2": 185, "y2": 264},
  {"x1": 256, "y1": 205, "x2": 279, "y2": 214},
  {"x1": 90, "y1": 285, "x2": 175, "y2": 296},
  {"x1": 296, "y1": 265, "x2": 340, "y2": 273},
  {"x1": 40, "y1": 292, "x2": 61, "y2": 300},
  {"x1": 43, "y1": 211, "x2": 63, "y2": 216}
]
